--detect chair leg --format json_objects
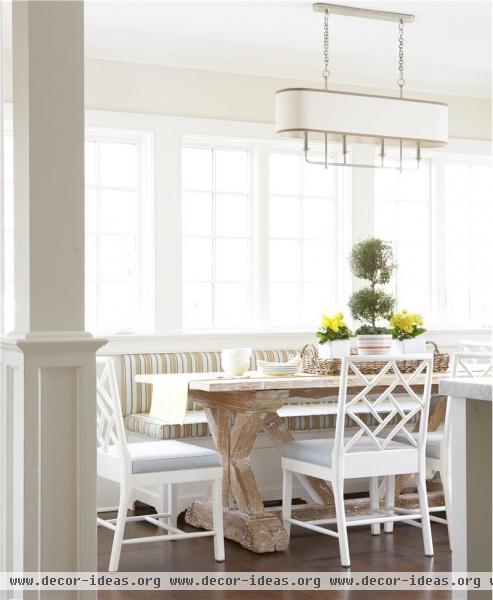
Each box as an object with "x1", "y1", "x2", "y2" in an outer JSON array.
[
  {"x1": 384, "y1": 475, "x2": 395, "y2": 533},
  {"x1": 211, "y1": 478, "x2": 225, "y2": 562},
  {"x1": 109, "y1": 483, "x2": 132, "y2": 572},
  {"x1": 168, "y1": 483, "x2": 178, "y2": 529},
  {"x1": 333, "y1": 478, "x2": 350, "y2": 567},
  {"x1": 369, "y1": 477, "x2": 380, "y2": 535},
  {"x1": 416, "y1": 472, "x2": 434, "y2": 557},
  {"x1": 281, "y1": 469, "x2": 293, "y2": 541},
  {"x1": 441, "y1": 458, "x2": 453, "y2": 551}
]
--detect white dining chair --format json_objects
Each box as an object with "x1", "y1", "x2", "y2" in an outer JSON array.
[
  {"x1": 281, "y1": 354, "x2": 434, "y2": 567},
  {"x1": 96, "y1": 356, "x2": 225, "y2": 571}
]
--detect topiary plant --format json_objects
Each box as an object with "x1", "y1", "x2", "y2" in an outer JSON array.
[{"x1": 348, "y1": 238, "x2": 396, "y2": 334}]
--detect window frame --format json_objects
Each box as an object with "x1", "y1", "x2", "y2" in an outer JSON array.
[
  {"x1": 181, "y1": 138, "x2": 255, "y2": 331},
  {"x1": 432, "y1": 149, "x2": 493, "y2": 329},
  {"x1": 372, "y1": 141, "x2": 492, "y2": 330},
  {"x1": 180, "y1": 134, "x2": 350, "y2": 332},
  {"x1": 265, "y1": 145, "x2": 346, "y2": 329},
  {"x1": 84, "y1": 126, "x2": 155, "y2": 335},
  {"x1": 374, "y1": 156, "x2": 434, "y2": 323},
  {"x1": 1, "y1": 103, "x2": 490, "y2": 342}
]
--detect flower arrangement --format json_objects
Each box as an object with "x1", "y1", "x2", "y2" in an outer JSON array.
[
  {"x1": 316, "y1": 312, "x2": 353, "y2": 344},
  {"x1": 390, "y1": 309, "x2": 426, "y2": 340}
]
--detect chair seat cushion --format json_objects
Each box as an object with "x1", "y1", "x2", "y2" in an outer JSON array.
[
  {"x1": 282, "y1": 437, "x2": 414, "y2": 469},
  {"x1": 394, "y1": 431, "x2": 443, "y2": 459},
  {"x1": 126, "y1": 440, "x2": 222, "y2": 474}
]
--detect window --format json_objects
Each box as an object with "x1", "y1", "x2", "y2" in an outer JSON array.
[
  {"x1": 2, "y1": 131, "x2": 14, "y2": 334},
  {"x1": 85, "y1": 130, "x2": 153, "y2": 334},
  {"x1": 268, "y1": 152, "x2": 340, "y2": 327},
  {"x1": 3, "y1": 105, "x2": 489, "y2": 338},
  {"x1": 375, "y1": 152, "x2": 493, "y2": 329},
  {"x1": 181, "y1": 145, "x2": 252, "y2": 329},
  {"x1": 375, "y1": 162, "x2": 432, "y2": 320},
  {"x1": 441, "y1": 158, "x2": 493, "y2": 327}
]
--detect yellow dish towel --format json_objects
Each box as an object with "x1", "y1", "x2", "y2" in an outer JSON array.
[{"x1": 149, "y1": 372, "x2": 216, "y2": 425}]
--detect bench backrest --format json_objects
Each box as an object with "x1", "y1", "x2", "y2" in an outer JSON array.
[{"x1": 119, "y1": 349, "x2": 295, "y2": 416}]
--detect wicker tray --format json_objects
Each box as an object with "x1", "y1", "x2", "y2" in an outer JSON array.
[{"x1": 301, "y1": 342, "x2": 449, "y2": 376}]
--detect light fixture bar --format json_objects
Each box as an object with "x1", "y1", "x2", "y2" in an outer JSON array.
[
  {"x1": 303, "y1": 130, "x2": 422, "y2": 171},
  {"x1": 313, "y1": 3, "x2": 414, "y2": 23}
]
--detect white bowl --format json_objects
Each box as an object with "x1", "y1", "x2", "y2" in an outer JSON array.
[{"x1": 221, "y1": 348, "x2": 252, "y2": 376}]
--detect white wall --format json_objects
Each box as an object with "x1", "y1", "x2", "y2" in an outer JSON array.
[
  {"x1": 83, "y1": 58, "x2": 492, "y2": 142},
  {"x1": 3, "y1": 53, "x2": 491, "y2": 141}
]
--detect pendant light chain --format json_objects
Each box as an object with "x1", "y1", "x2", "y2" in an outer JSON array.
[
  {"x1": 398, "y1": 19, "x2": 405, "y2": 97},
  {"x1": 322, "y1": 10, "x2": 330, "y2": 89}
]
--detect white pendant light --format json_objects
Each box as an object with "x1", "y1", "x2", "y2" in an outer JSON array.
[{"x1": 275, "y1": 3, "x2": 448, "y2": 170}]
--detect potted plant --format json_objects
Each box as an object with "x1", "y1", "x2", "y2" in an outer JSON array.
[
  {"x1": 348, "y1": 238, "x2": 396, "y2": 355},
  {"x1": 390, "y1": 309, "x2": 427, "y2": 353},
  {"x1": 316, "y1": 312, "x2": 353, "y2": 358}
]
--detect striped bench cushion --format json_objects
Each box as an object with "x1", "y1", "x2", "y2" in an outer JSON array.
[
  {"x1": 118, "y1": 350, "x2": 417, "y2": 440},
  {"x1": 119, "y1": 349, "x2": 295, "y2": 417},
  {"x1": 125, "y1": 411, "x2": 339, "y2": 440}
]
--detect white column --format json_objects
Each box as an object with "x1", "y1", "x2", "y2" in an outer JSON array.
[
  {"x1": 0, "y1": 1, "x2": 106, "y2": 591},
  {"x1": 13, "y1": 0, "x2": 86, "y2": 334}
]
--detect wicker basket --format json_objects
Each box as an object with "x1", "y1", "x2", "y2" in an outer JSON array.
[{"x1": 301, "y1": 342, "x2": 449, "y2": 376}]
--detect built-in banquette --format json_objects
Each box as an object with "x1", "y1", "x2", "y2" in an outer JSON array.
[
  {"x1": 99, "y1": 348, "x2": 418, "y2": 513},
  {"x1": 118, "y1": 349, "x2": 339, "y2": 440},
  {"x1": 98, "y1": 348, "x2": 344, "y2": 512}
]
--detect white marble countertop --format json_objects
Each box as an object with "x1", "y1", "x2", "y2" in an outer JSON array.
[{"x1": 439, "y1": 377, "x2": 492, "y2": 401}]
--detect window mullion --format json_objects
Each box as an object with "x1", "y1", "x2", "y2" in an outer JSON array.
[{"x1": 255, "y1": 146, "x2": 269, "y2": 331}]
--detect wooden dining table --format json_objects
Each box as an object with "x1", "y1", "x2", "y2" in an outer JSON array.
[{"x1": 138, "y1": 371, "x2": 448, "y2": 553}]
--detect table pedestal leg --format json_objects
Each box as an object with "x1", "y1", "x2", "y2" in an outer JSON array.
[{"x1": 186, "y1": 404, "x2": 289, "y2": 553}]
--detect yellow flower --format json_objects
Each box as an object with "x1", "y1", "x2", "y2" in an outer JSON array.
[
  {"x1": 390, "y1": 309, "x2": 424, "y2": 334},
  {"x1": 321, "y1": 312, "x2": 346, "y2": 333}
]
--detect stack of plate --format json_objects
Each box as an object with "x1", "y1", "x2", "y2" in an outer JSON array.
[{"x1": 257, "y1": 361, "x2": 301, "y2": 377}]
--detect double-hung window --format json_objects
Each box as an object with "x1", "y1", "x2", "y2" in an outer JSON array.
[
  {"x1": 85, "y1": 129, "x2": 153, "y2": 334},
  {"x1": 374, "y1": 150, "x2": 493, "y2": 329},
  {"x1": 181, "y1": 144, "x2": 252, "y2": 329},
  {"x1": 375, "y1": 162, "x2": 432, "y2": 320},
  {"x1": 441, "y1": 157, "x2": 493, "y2": 327},
  {"x1": 268, "y1": 151, "x2": 340, "y2": 327}
]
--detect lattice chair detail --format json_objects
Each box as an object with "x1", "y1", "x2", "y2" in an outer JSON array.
[
  {"x1": 96, "y1": 357, "x2": 225, "y2": 571},
  {"x1": 281, "y1": 354, "x2": 434, "y2": 567},
  {"x1": 338, "y1": 358, "x2": 431, "y2": 455}
]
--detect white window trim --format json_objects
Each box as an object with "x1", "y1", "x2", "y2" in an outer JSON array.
[
  {"x1": 431, "y1": 149, "x2": 492, "y2": 329},
  {"x1": 181, "y1": 138, "x2": 254, "y2": 330},
  {"x1": 180, "y1": 134, "x2": 350, "y2": 332},
  {"x1": 84, "y1": 126, "x2": 155, "y2": 335}
]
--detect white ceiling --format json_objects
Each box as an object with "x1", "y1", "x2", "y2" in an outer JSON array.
[{"x1": 47, "y1": 1, "x2": 493, "y2": 97}]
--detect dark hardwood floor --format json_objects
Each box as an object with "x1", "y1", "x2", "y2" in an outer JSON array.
[{"x1": 98, "y1": 504, "x2": 451, "y2": 600}]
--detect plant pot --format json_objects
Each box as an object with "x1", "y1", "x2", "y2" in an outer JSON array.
[
  {"x1": 356, "y1": 334, "x2": 392, "y2": 356},
  {"x1": 318, "y1": 340, "x2": 351, "y2": 359},
  {"x1": 391, "y1": 335, "x2": 426, "y2": 354}
]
